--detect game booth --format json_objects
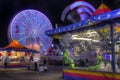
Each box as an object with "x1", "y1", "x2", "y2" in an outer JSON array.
[
  {"x1": 46, "y1": 7, "x2": 120, "y2": 80},
  {"x1": 0, "y1": 39, "x2": 39, "y2": 68}
]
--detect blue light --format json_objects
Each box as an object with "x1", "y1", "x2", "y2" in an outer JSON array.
[
  {"x1": 77, "y1": 7, "x2": 93, "y2": 15},
  {"x1": 70, "y1": 1, "x2": 96, "y2": 12}
]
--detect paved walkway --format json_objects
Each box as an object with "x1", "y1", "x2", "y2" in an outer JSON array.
[{"x1": 0, "y1": 65, "x2": 63, "y2": 80}]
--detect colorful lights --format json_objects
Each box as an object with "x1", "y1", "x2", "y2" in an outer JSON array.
[{"x1": 8, "y1": 9, "x2": 53, "y2": 53}]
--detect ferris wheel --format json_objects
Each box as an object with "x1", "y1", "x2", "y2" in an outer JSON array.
[{"x1": 8, "y1": 9, "x2": 53, "y2": 52}]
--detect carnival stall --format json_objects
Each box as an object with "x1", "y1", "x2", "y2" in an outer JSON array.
[
  {"x1": 0, "y1": 39, "x2": 39, "y2": 68},
  {"x1": 46, "y1": 6, "x2": 120, "y2": 80}
]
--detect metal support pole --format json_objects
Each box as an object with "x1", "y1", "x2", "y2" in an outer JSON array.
[
  {"x1": 59, "y1": 39, "x2": 65, "y2": 80},
  {"x1": 110, "y1": 23, "x2": 115, "y2": 72},
  {"x1": 62, "y1": 49, "x2": 65, "y2": 80}
]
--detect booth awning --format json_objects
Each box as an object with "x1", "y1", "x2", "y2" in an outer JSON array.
[
  {"x1": 5, "y1": 39, "x2": 27, "y2": 49},
  {"x1": 0, "y1": 39, "x2": 39, "y2": 53}
]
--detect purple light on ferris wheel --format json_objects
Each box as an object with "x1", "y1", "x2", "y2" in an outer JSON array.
[{"x1": 8, "y1": 9, "x2": 53, "y2": 53}]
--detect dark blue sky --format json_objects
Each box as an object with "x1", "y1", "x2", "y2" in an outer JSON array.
[{"x1": 0, "y1": 0, "x2": 119, "y2": 47}]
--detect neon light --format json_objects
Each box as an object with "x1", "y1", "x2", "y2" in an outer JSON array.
[
  {"x1": 70, "y1": 1, "x2": 96, "y2": 12},
  {"x1": 77, "y1": 7, "x2": 93, "y2": 15},
  {"x1": 79, "y1": 13, "x2": 89, "y2": 21},
  {"x1": 61, "y1": 1, "x2": 96, "y2": 22},
  {"x1": 8, "y1": 9, "x2": 53, "y2": 53}
]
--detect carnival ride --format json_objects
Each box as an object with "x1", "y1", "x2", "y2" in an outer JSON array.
[
  {"x1": 46, "y1": 2, "x2": 120, "y2": 80},
  {"x1": 61, "y1": 1, "x2": 96, "y2": 23},
  {"x1": 8, "y1": 9, "x2": 53, "y2": 53}
]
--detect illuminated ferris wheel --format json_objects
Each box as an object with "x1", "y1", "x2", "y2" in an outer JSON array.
[{"x1": 8, "y1": 9, "x2": 53, "y2": 52}]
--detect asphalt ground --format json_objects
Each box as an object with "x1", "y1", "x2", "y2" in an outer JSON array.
[{"x1": 0, "y1": 65, "x2": 63, "y2": 80}]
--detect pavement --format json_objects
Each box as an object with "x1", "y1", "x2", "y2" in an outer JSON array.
[{"x1": 0, "y1": 65, "x2": 63, "y2": 80}]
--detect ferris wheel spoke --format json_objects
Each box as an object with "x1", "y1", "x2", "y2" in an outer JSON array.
[
  {"x1": 19, "y1": 32, "x2": 26, "y2": 35},
  {"x1": 24, "y1": 12, "x2": 32, "y2": 28},
  {"x1": 30, "y1": 11, "x2": 37, "y2": 28},
  {"x1": 37, "y1": 24, "x2": 51, "y2": 33},
  {"x1": 43, "y1": 24, "x2": 51, "y2": 29},
  {"x1": 19, "y1": 16, "x2": 27, "y2": 25},
  {"x1": 17, "y1": 19, "x2": 26, "y2": 27},
  {"x1": 19, "y1": 37, "x2": 26, "y2": 42},
  {"x1": 33, "y1": 12, "x2": 38, "y2": 23},
  {"x1": 36, "y1": 14, "x2": 41, "y2": 26},
  {"x1": 22, "y1": 13, "x2": 29, "y2": 24},
  {"x1": 40, "y1": 38, "x2": 50, "y2": 47}
]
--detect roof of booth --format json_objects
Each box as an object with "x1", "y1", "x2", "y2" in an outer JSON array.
[
  {"x1": 5, "y1": 39, "x2": 27, "y2": 49},
  {"x1": 0, "y1": 39, "x2": 40, "y2": 53},
  {"x1": 45, "y1": 8, "x2": 120, "y2": 36}
]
